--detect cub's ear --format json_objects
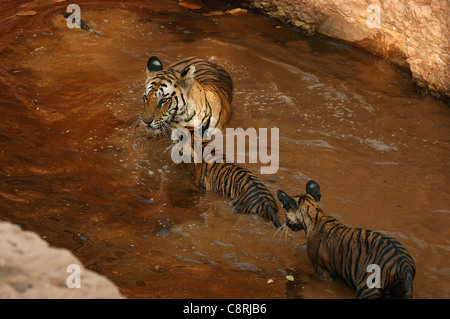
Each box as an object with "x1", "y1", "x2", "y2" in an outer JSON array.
[
  {"x1": 179, "y1": 64, "x2": 196, "y2": 92},
  {"x1": 277, "y1": 190, "x2": 297, "y2": 210},
  {"x1": 306, "y1": 180, "x2": 321, "y2": 203},
  {"x1": 147, "y1": 56, "x2": 163, "y2": 74}
]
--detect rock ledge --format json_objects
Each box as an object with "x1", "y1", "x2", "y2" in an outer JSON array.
[
  {"x1": 0, "y1": 221, "x2": 124, "y2": 299},
  {"x1": 248, "y1": 0, "x2": 449, "y2": 104}
]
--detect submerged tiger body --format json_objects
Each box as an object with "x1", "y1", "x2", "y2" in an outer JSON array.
[
  {"x1": 277, "y1": 181, "x2": 415, "y2": 299},
  {"x1": 140, "y1": 56, "x2": 281, "y2": 228},
  {"x1": 140, "y1": 56, "x2": 280, "y2": 228},
  {"x1": 177, "y1": 126, "x2": 281, "y2": 228},
  {"x1": 141, "y1": 56, "x2": 233, "y2": 134}
]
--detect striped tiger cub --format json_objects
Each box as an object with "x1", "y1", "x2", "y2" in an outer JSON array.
[
  {"x1": 177, "y1": 126, "x2": 282, "y2": 228},
  {"x1": 277, "y1": 180, "x2": 416, "y2": 298},
  {"x1": 141, "y1": 56, "x2": 233, "y2": 134}
]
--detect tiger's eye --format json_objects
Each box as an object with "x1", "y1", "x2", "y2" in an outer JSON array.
[{"x1": 158, "y1": 98, "x2": 169, "y2": 107}]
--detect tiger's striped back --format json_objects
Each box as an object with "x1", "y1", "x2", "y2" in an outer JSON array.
[
  {"x1": 278, "y1": 188, "x2": 416, "y2": 298},
  {"x1": 182, "y1": 126, "x2": 281, "y2": 228},
  {"x1": 168, "y1": 57, "x2": 233, "y2": 105},
  {"x1": 196, "y1": 161, "x2": 281, "y2": 228}
]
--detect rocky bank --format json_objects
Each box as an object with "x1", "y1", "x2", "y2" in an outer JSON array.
[
  {"x1": 247, "y1": 0, "x2": 449, "y2": 104},
  {"x1": 0, "y1": 222, "x2": 124, "y2": 299}
]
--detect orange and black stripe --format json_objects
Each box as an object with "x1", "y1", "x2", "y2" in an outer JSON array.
[
  {"x1": 182, "y1": 126, "x2": 281, "y2": 228},
  {"x1": 278, "y1": 182, "x2": 415, "y2": 298}
]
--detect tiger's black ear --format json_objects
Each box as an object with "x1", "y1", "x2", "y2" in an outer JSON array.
[
  {"x1": 277, "y1": 190, "x2": 297, "y2": 211},
  {"x1": 306, "y1": 180, "x2": 321, "y2": 203},
  {"x1": 147, "y1": 56, "x2": 163, "y2": 72}
]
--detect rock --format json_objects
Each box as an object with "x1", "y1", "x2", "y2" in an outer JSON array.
[
  {"x1": 0, "y1": 222, "x2": 124, "y2": 299},
  {"x1": 247, "y1": 0, "x2": 449, "y2": 104}
]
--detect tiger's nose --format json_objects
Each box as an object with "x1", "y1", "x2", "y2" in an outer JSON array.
[{"x1": 139, "y1": 115, "x2": 153, "y2": 126}]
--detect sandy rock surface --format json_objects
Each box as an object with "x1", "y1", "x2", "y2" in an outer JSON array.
[{"x1": 0, "y1": 221, "x2": 124, "y2": 299}]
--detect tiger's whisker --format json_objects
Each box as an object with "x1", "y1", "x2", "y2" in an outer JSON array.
[
  {"x1": 131, "y1": 117, "x2": 141, "y2": 136},
  {"x1": 273, "y1": 223, "x2": 287, "y2": 238},
  {"x1": 284, "y1": 226, "x2": 289, "y2": 243},
  {"x1": 163, "y1": 123, "x2": 172, "y2": 139},
  {"x1": 164, "y1": 142, "x2": 175, "y2": 154}
]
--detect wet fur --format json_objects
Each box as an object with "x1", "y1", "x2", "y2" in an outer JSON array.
[
  {"x1": 142, "y1": 57, "x2": 232, "y2": 133},
  {"x1": 141, "y1": 56, "x2": 280, "y2": 228},
  {"x1": 278, "y1": 189, "x2": 415, "y2": 298},
  {"x1": 186, "y1": 127, "x2": 281, "y2": 228}
]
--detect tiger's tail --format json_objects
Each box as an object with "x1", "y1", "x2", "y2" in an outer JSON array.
[
  {"x1": 226, "y1": 166, "x2": 282, "y2": 228},
  {"x1": 267, "y1": 206, "x2": 282, "y2": 229},
  {"x1": 403, "y1": 265, "x2": 415, "y2": 299},
  {"x1": 185, "y1": 125, "x2": 282, "y2": 228}
]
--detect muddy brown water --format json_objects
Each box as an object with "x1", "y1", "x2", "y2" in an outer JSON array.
[{"x1": 0, "y1": 0, "x2": 449, "y2": 299}]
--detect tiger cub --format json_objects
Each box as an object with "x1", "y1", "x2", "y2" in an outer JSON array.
[
  {"x1": 178, "y1": 126, "x2": 282, "y2": 228},
  {"x1": 277, "y1": 180, "x2": 416, "y2": 299},
  {"x1": 141, "y1": 56, "x2": 232, "y2": 135}
]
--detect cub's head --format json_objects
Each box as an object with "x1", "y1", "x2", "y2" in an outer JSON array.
[
  {"x1": 277, "y1": 180, "x2": 321, "y2": 231},
  {"x1": 140, "y1": 56, "x2": 196, "y2": 134}
]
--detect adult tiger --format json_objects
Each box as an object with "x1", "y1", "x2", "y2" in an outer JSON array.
[
  {"x1": 141, "y1": 56, "x2": 233, "y2": 134},
  {"x1": 277, "y1": 180, "x2": 416, "y2": 299},
  {"x1": 174, "y1": 126, "x2": 282, "y2": 229}
]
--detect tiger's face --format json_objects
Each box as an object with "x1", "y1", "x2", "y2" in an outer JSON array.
[
  {"x1": 141, "y1": 56, "x2": 195, "y2": 134},
  {"x1": 277, "y1": 180, "x2": 321, "y2": 232}
]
